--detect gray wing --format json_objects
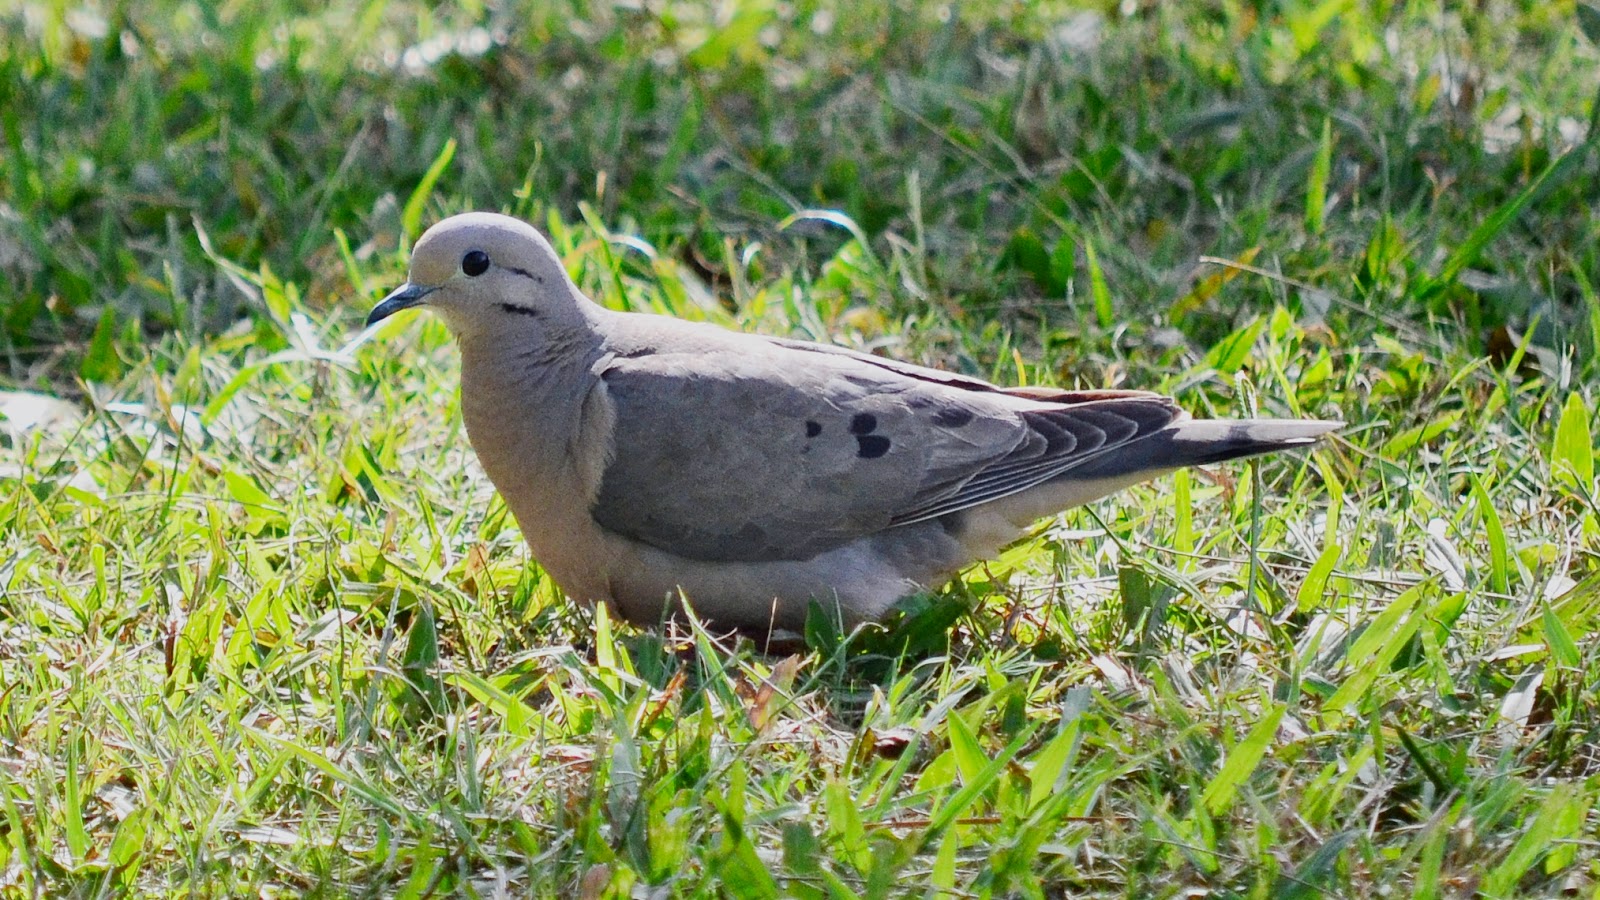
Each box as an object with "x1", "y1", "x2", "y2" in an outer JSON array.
[{"x1": 589, "y1": 344, "x2": 1180, "y2": 563}]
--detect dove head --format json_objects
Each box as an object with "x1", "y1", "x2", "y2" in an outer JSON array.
[{"x1": 367, "y1": 212, "x2": 597, "y2": 344}]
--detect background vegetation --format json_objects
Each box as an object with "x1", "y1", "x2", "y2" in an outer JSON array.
[{"x1": 4, "y1": 0, "x2": 1600, "y2": 895}]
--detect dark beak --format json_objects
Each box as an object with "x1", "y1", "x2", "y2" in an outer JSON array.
[{"x1": 366, "y1": 282, "x2": 435, "y2": 327}]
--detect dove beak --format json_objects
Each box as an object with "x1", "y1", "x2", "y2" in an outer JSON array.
[{"x1": 366, "y1": 282, "x2": 436, "y2": 326}]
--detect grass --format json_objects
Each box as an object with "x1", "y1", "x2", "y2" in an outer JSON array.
[{"x1": 3, "y1": 0, "x2": 1600, "y2": 895}]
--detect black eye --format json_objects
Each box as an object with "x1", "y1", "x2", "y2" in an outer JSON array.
[{"x1": 462, "y1": 250, "x2": 490, "y2": 277}]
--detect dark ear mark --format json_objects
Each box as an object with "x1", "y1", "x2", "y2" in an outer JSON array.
[{"x1": 498, "y1": 303, "x2": 539, "y2": 318}]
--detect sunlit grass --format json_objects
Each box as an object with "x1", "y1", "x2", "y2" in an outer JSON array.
[{"x1": 4, "y1": 0, "x2": 1600, "y2": 895}]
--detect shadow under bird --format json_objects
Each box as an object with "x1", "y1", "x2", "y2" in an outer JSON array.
[{"x1": 367, "y1": 212, "x2": 1339, "y2": 636}]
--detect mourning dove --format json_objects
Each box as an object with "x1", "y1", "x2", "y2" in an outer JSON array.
[{"x1": 367, "y1": 212, "x2": 1338, "y2": 635}]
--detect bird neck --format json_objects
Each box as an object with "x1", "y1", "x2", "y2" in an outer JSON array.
[
  {"x1": 456, "y1": 327, "x2": 614, "y2": 586},
  {"x1": 457, "y1": 322, "x2": 607, "y2": 478},
  {"x1": 459, "y1": 320, "x2": 602, "y2": 414}
]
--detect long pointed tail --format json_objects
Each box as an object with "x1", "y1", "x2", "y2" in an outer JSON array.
[{"x1": 1071, "y1": 417, "x2": 1341, "y2": 479}]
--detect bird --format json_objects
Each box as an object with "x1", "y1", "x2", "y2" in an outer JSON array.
[{"x1": 366, "y1": 212, "x2": 1339, "y2": 637}]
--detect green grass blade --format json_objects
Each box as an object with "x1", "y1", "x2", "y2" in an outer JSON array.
[
  {"x1": 1324, "y1": 584, "x2": 1428, "y2": 717},
  {"x1": 249, "y1": 732, "x2": 417, "y2": 824},
  {"x1": 1519, "y1": 573, "x2": 1600, "y2": 646},
  {"x1": 1419, "y1": 147, "x2": 1588, "y2": 300},
  {"x1": 1276, "y1": 829, "x2": 1357, "y2": 899},
  {"x1": 1172, "y1": 468, "x2": 1194, "y2": 560},
  {"x1": 62, "y1": 736, "x2": 89, "y2": 861},
  {"x1": 1480, "y1": 785, "x2": 1585, "y2": 895},
  {"x1": 1542, "y1": 603, "x2": 1582, "y2": 669},
  {"x1": 1085, "y1": 239, "x2": 1114, "y2": 328},
  {"x1": 1026, "y1": 718, "x2": 1081, "y2": 812},
  {"x1": 946, "y1": 711, "x2": 988, "y2": 785},
  {"x1": 923, "y1": 721, "x2": 1041, "y2": 841},
  {"x1": 825, "y1": 778, "x2": 871, "y2": 875},
  {"x1": 333, "y1": 227, "x2": 369, "y2": 300},
  {"x1": 1580, "y1": 2, "x2": 1600, "y2": 46},
  {"x1": 401, "y1": 137, "x2": 457, "y2": 243},
  {"x1": 80, "y1": 305, "x2": 120, "y2": 384},
  {"x1": 1305, "y1": 117, "x2": 1332, "y2": 235},
  {"x1": 1470, "y1": 474, "x2": 1510, "y2": 595},
  {"x1": 1205, "y1": 317, "x2": 1267, "y2": 375},
  {"x1": 1295, "y1": 542, "x2": 1342, "y2": 613},
  {"x1": 1411, "y1": 800, "x2": 1465, "y2": 900},
  {"x1": 1575, "y1": 262, "x2": 1600, "y2": 378},
  {"x1": 400, "y1": 600, "x2": 444, "y2": 714},
  {"x1": 1201, "y1": 703, "x2": 1286, "y2": 815},
  {"x1": 931, "y1": 827, "x2": 959, "y2": 893},
  {"x1": 1551, "y1": 391, "x2": 1594, "y2": 494}
]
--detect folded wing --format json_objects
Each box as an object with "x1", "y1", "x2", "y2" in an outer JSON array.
[{"x1": 589, "y1": 339, "x2": 1184, "y2": 563}]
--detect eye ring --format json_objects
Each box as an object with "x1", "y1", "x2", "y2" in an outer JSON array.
[{"x1": 462, "y1": 250, "x2": 490, "y2": 277}]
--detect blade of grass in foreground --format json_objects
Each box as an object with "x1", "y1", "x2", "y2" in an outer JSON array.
[
  {"x1": 1479, "y1": 785, "x2": 1588, "y2": 896},
  {"x1": 918, "y1": 720, "x2": 1041, "y2": 847},
  {"x1": 1469, "y1": 474, "x2": 1510, "y2": 596},
  {"x1": 1551, "y1": 391, "x2": 1595, "y2": 496},
  {"x1": 1201, "y1": 703, "x2": 1286, "y2": 816}
]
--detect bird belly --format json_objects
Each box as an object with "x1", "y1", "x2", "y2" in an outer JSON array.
[{"x1": 598, "y1": 532, "x2": 931, "y2": 634}]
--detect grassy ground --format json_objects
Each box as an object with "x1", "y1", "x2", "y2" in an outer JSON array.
[{"x1": 3, "y1": 0, "x2": 1600, "y2": 895}]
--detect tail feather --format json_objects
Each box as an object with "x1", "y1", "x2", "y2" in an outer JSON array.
[
  {"x1": 963, "y1": 416, "x2": 1338, "y2": 538},
  {"x1": 1070, "y1": 417, "x2": 1340, "y2": 479}
]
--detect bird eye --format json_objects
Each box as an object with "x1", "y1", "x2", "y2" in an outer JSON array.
[{"x1": 462, "y1": 250, "x2": 490, "y2": 277}]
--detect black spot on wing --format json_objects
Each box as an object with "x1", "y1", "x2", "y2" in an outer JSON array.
[
  {"x1": 850, "y1": 412, "x2": 878, "y2": 434},
  {"x1": 856, "y1": 434, "x2": 891, "y2": 458},
  {"x1": 805, "y1": 420, "x2": 822, "y2": 437}
]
